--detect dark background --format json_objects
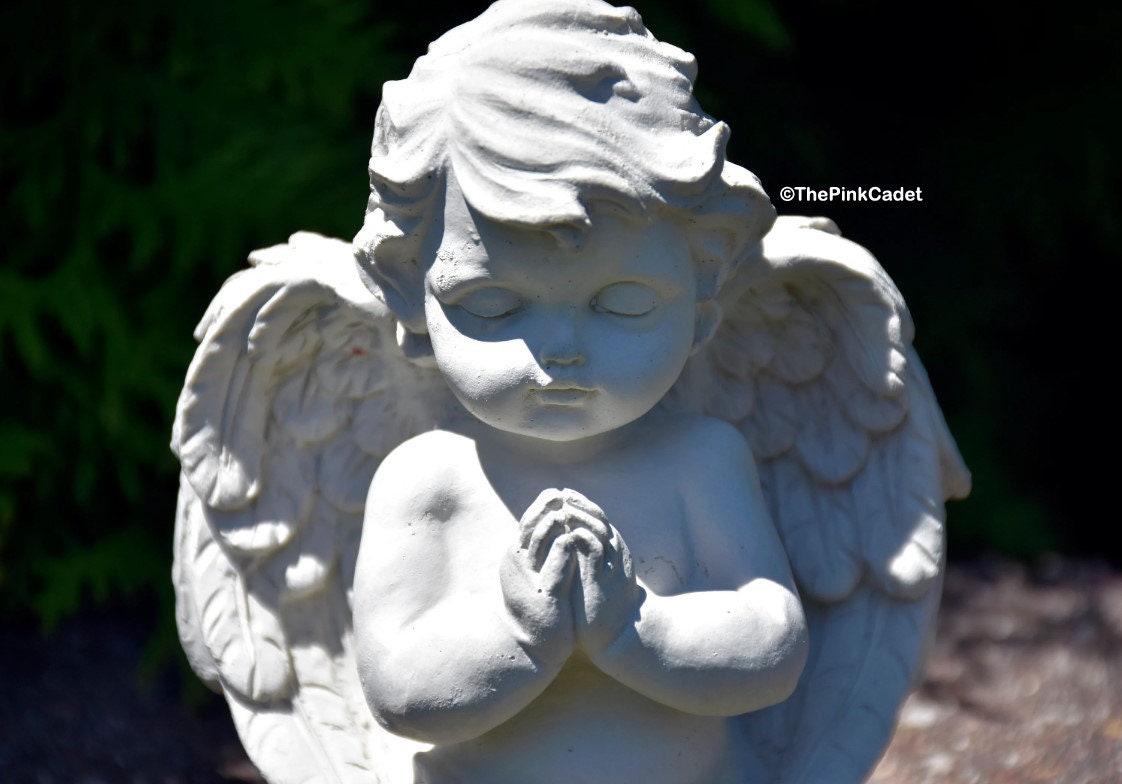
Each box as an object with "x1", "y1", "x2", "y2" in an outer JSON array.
[{"x1": 1, "y1": 0, "x2": 1118, "y2": 705}]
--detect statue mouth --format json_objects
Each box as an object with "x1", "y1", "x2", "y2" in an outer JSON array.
[{"x1": 531, "y1": 384, "x2": 597, "y2": 405}]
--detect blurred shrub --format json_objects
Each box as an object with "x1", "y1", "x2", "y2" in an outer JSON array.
[
  {"x1": 1, "y1": 0, "x2": 1119, "y2": 631},
  {"x1": 0, "y1": 0, "x2": 404, "y2": 622}
]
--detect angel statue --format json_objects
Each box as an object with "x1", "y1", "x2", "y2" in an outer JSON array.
[{"x1": 171, "y1": 1, "x2": 970, "y2": 782}]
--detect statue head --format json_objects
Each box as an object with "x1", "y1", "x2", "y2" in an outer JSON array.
[{"x1": 355, "y1": 0, "x2": 774, "y2": 332}]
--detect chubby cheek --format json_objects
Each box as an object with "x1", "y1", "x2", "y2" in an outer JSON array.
[
  {"x1": 426, "y1": 311, "x2": 538, "y2": 418},
  {"x1": 592, "y1": 316, "x2": 694, "y2": 412}
]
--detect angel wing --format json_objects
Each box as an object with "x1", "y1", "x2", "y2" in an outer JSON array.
[
  {"x1": 666, "y1": 216, "x2": 971, "y2": 783},
  {"x1": 171, "y1": 232, "x2": 462, "y2": 784}
]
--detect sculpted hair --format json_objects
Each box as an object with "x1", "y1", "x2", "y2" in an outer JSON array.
[{"x1": 354, "y1": 0, "x2": 775, "y2": 336}]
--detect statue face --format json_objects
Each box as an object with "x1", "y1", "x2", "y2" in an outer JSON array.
[{"x1": 424, "y1": 177, "x2": 697, "y2": 442}]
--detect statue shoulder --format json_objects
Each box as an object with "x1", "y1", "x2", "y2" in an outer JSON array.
[
  {"x1": 365, "y1": 429, "x2": 481, "y2": 525},
  {"x1": 656, "y1": 413, "x2": 756, "y2": 477}
]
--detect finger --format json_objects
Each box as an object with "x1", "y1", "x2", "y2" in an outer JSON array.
[
  {"x1": 561, "y1": 489, "x2": 609, "y2": 523},
  {"x1": 557, "y1": 506, "x2": 611, "y2": 542},
  {"x1": 602, "y1": 525, "x2": 634, "y2": 579},
  {"x1": 539, "y1": 531, "x2": 578, "y2": 593},
  {"x1": 567, "y1": 528, "x2": 604, "y2": 572},
  {"x1": 518, "y1": 488, "x2": 566, "y2": 546},
  {"x1": 527, "y1": 513, "x2": 568, "y2": 569}
]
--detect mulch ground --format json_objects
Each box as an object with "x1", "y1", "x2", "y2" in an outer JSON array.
[
  {"x1": 3, "y1": 555, "x2": 1120, "y2": 783},
  {"x1": 871, "y1": 556, "x2": 1122, "y2": 784}
]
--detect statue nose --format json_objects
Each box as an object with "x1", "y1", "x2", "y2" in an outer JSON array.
[
  {"x1": 541, "y1": 349, "x2": 584, "y2": 367},
  {"x1": 539, "y1": 341, "x2": 585, "y2": 366},
  {"x1": 538, "y1": 314, "x2": 585, "y2": 367}
]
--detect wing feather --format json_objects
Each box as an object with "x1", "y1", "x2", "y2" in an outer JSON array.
[
  {"x1": 181, "y1": 482, "x2": 294, "y2": 702},
  {"x1": 766, "y1": 292, "x2": 830, "y2": 384},
  {"x1": 762, "y1": 458, "x2": 863, "y2": 602},
  {"x1": 172, "y1": 475, "x2": 221, "y2": 692},
  {"x1": 744, "y1": 374, "x2": 800, "y2": 460},
  {"x1": 825, "y1": 353, "x2": 907, "y2": 434},
  {"x1": 177, "y1": 281, "x2": 291, "y2": 512},
  {"x1": 319, "y1": 437, "x2": 381, "y2": 515},
  {"x1": 226, "y1": 695, "x2": 328, "y2": 784},
  {"x1": 271, "y1": 366, "x2": 351, "y2": 446},
  {"x1": 261, "y1": 499, "x2": 340, "y2": 601},
  {"x1": 791, "y1": 380, "x2": 870, "y2": 485}
]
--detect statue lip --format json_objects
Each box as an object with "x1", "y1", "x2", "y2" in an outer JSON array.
[
  {"x1": 532, "y1": 383, "x2": 597, "y2": 404},
  {"x1": 534, "y1": 380, "x2": 596, "y2": 392}
]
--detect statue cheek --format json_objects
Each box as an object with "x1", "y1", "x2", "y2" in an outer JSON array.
[
  {"x1": 599, "y1": 308, "x2": 693, "y2": 387},
  {"x1": 435, "y1": 338, "x2": 538, "y2": 408}
]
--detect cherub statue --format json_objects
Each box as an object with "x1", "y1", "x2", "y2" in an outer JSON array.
[{"x1": 171, "y1": 1, "x2": 970, "y2": 782}]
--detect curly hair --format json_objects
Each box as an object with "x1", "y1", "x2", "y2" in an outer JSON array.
[{"x1": 353, "y1": 0, "x2": 774, "y2": 336}]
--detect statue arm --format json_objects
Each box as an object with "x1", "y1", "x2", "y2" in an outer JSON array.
[
  {"x1": 353, "y1": 438, "x2": 571, "y2": 745},
  {"x1": 593, "y1": 580, "x2": 807, "y2": 716},
  {"x1": 588, "y1": 420, "x2": 809, "y2": 716}
]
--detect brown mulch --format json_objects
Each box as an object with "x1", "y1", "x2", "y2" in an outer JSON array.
[
  {"x1": 3, "y1": 556, "x2": 1120, "y2": 783},
  {"x1": 872, "y1": 556, "x2": 1122, "y2": 784}
]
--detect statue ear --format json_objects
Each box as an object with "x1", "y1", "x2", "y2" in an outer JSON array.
[
  {"x1": 366, "y1": 260, "x2": 436, "y2": 367},
  {"x1": 395, "y1": 322, "x2": 437, "y2": 368},
  {"x1": 354, "y1": 213, "x2": 428, "y2": 334},
  {"x1": 691, "y1": 300, "x2": 721, "y2": 354},
  {"x1": 365, "y1": 259, "x2": 427, "y2": 334}
]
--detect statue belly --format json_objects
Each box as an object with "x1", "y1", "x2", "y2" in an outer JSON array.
[{"x1": 412, "y1": 657, "x2": 738, "y2": 784}]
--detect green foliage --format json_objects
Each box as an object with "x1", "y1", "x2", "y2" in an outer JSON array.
[
  {"x1": 0, "y1": 0, "x2": 401, "y2": 620},
  {"x1": 702, "y1": 0, "x2": 790, "y2": 51},
  {"x1": 32, "y1": 525, "x2": 167, "y2": 630}
]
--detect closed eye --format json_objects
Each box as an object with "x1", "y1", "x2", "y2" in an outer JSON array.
[
  {"x1": 591, "y1": 281, "x2": 660, "y2": 317},
  {"x1": 454, "y1": 287, "x2": 523, "y2": 319}
]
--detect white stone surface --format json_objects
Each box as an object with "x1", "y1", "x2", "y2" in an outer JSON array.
[{"x1": 170, "y1": 2, "x2": 970, "y2": 782}]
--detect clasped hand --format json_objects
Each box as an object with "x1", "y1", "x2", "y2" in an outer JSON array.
[{"x1": 500, "y1": 488, "x2": 641, "y2": 660}]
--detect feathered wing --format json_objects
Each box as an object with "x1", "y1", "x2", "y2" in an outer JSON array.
[
  {"x1": 171, "y1": 232, "x2": 461, "y2": 784},
  {"x1": 666, "y1": 216, "x2": 971, "y2": 783}
]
